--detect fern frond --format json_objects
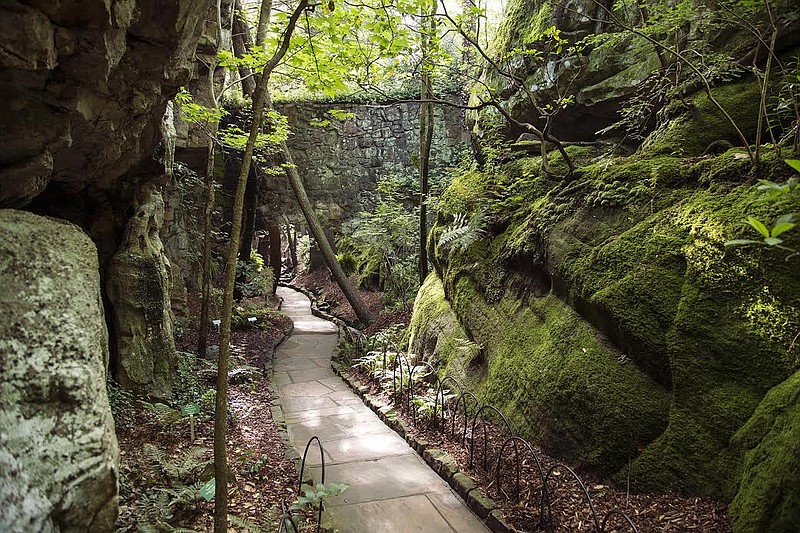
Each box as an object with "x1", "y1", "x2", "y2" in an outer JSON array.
[{"x1": 440, "y1": 211, "x2": 487, "y2": 252}]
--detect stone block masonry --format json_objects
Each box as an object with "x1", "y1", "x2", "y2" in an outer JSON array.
[{"x1": 270, "y1": 99, "x2": 471, "y2": 225}]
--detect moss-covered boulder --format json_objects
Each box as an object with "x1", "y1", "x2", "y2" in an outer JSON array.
[
  {"x1": 641, "y1": 79, "x2": 763, "y2": 157},
  {"x1": 410, "y1": 148, "x2": 800, "y2": 527},
  {"x1": 729, "y1": 370, "x2": 800, "y2": 532},
  {"x1": 410, "y1": 272, "x2": 670, "y2": 475}
]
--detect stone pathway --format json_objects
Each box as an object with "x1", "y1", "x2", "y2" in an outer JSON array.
[{"x1": 274, "y1": 287, "x2": 488, "y2": 533}]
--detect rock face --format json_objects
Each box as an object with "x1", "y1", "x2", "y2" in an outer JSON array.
[
  {"x1": 0, "y1": 0, "x2": 215, "y2": 209},
  {"x1": 411, "y1": 150, "x2": 800, "y2": 530},
  {"x1": 0, "y1": 209, "x2": 119, "y2": 532},
  {"x1": 482, "y1": 0, "x2": 798, "y2": 146},
  {"x1": 107, "y1": 182, "x2": 177, "y2": 399}
]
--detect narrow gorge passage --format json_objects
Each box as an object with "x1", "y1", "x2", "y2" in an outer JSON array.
[{"x1": 274, "y1": 287, "x2": 488, "y2": 532}]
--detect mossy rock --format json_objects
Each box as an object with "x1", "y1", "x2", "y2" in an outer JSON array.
[
  {"x1": 412, "y1": 271, "x2": 670, "y2": 476},
  {"x1": 415, "y1": 146, "x2": 800, "y2": 523},
  {"x1": 641, "y1": 78, "x2": 762, "y2": 157},
  {"x1": 728, "y1": 370, "x2": 800, "y2": 532}
]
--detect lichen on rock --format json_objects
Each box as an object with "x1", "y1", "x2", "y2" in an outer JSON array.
[
  {"x1": 107, "y1": 182, "x2": 178, "y2": 399},
  {"x1": 0, "y1": 209, "x2": 119, "y2": 532}
]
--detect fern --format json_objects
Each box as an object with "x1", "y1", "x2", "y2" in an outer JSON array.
[
  {"x1": 439, "y1": 211, "x2": 487, "y2": 252},
  {"x1": 144, "y1": 444, "x2": 211, "y2": 484},
  {"x1": 228, "y1": 511, "x2": 281, "y2": 533}
]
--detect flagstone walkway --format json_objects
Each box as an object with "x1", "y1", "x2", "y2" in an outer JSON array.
[{"x1": 274, "y1": 286, "x2": 488, "y2": 532}]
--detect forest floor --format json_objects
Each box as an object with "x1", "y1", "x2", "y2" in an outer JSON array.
[
  {"x1": 115, "y1": 293, "x2": 304, "y2": 532},
  {"x1": 113, "y1": 271, "x2": 403, "y2": 532},
  {"x1": 293, "y1": 268, "x2": 412, "y2": 335}
]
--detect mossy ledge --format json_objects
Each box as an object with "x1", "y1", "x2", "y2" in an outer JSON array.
[{"x1": 409, "y1": 148, "x2": 800, "y2": 531}]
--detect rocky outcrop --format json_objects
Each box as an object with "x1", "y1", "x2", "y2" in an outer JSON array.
[
  {"x1": 0, "y1": 209, "x2": 119, "y2": 532},
  {"x1": 482, "y1": 0, "x2": 798, "y2": 146},
  {"x1": 413, "y1": 149, "x2": 800, "y2": 529},
  {"x1": 0, "y1": 0, "x2": 215, "y2": 209},
  {"x1": 107, "y1": 182, "x2": 177, "y2": 399}
]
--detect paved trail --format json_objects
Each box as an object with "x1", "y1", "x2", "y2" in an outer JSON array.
[{"x1": 274, "y1": 287, "x2": 488, "y2": 533}]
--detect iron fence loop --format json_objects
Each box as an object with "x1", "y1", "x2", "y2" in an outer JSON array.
[
  {"x1": 469, "y1": 405, "x2": 514, "y2": 472},
  {"x1": 543, "y1": 463, "x2": 600, "y2": 532},
  {"x1": 350, "y1": 338, "x2": 645, "y2": 532},
  {"x1": 298, "y1": 436, "x2": 327, "y2": 533},
  {"x1": 600, "y1": 509, "x2": 640, "y2": 532}
]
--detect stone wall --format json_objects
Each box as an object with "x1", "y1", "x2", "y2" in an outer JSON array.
[{"x1": 264, "y1": 99, "x2": 471, "y2": 225}]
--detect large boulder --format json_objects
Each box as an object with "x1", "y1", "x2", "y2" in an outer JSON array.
[
  {"x1": 107, "y1": 182, "x2": 177, "y2": 399},
  {"x1": 0, "y1": 209, "x2": 119, "y2": 531},
  {"x1": 416, "y1": 148, "x2": 800, "y2": 522}
]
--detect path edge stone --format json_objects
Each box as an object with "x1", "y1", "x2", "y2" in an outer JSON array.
[{"x1": 330, "y1": 361, "x2": 517, "y2": 533}]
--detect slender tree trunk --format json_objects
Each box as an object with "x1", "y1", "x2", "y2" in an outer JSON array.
[
  {"x1": 213, "y1": 74, "x2": 267, "y2": 533},
  {"x1": 232, "y1": 0, "x2": 257, "y2": 97},
  {"x1": 267, "y1": 95, "x2": 373, "y2": 324},
  {"x1": 198, "y1": 139, "x2": 216, "y2": 358},
  {"x1": 199, "y1": 35, "x2": 222, "y2": 358},
  {"x1": 268, "y1": 224, "x2": 282, "y2": 291},
  {"x1": 755, "y1": 1, "x2": 777, "y2": 164},
  {"x1": 285, "y1": 222, "x2": 298, "y2": 276},
  {"x1": 215, "y1": 2, "x2": 306, "y2": 528},
  {"x1": 256, "y1": 0, "x2": 273, "y2": 49},
  {"x1": 233, "y1": 166, "x2": 258, "y2": 300},
  {"x1": 418, "y1": 1, "x2": 435, "y2": 283}
]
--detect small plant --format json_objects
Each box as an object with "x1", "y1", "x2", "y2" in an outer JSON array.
[
  {"x1": 107, "y1": 380, "x2": 137, "y2": 429},
  {"x1": 136, "y1": 444, "x2": 213, "y2": 530},
  {"x1": 726, "y1": 159, "x2": 800, "y2": 256},
  {"x1": 289, "y1": 482, "x2": 349, "y2": 512},
  {"x1": 236, "y1": 251, "x2": 274, "y2": 298},
  {"x1": 725, "y1": 214, "x2": 797, "y2": 250},
  {"x1": 439, "y1": 211, "x2": 487, "y2": 253}
]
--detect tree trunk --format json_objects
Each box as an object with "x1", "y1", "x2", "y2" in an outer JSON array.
[
  {"x1": 268, "y1": 96, "x2": 373, "y2": 324},
  {"x1": 198, "y1": 139, "x2": 216, "y2": 359},
  {"x1": 233, "y1": 165, "x2": 258, "y2": 300},
  {"x1": 268, "y1": 224, "x2": 281, "y2": 291},
  {"x1": 232, "y1": 0, "x2": 256, "y2": 96},
  {"x1": 285, "y1": 221, "x2": 298, "y2": 276},
  {"x1": 418, "y1": 1, "x2": 434, "y2": 283},
  {"x1": 199, "y1": 44, "x2": 221, "y2": 359},
  {"x1": 215, "y1": 1, "x2": 306, "y2": 527}
]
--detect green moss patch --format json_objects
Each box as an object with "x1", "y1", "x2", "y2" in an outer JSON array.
[{"x1": 729, "y1": 371, "x2": 800, "y2": 532}]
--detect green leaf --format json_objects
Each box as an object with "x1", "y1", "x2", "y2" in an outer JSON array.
[
  {"x1": 756, "y1": 179, "x2": 787, "y2": 192},
  {"x1": 724, "y1": 239, "x2": 763, "y2": 247},
  {"x1": 199, "y1": 478, "x2": 215, "y2": 501},
  {"x1": 785, "y1": 159, "x2": 800, "y2": 173},
  {"x1": 181, "y1": 403, "x2": 200, "y2": 416},
  {"x1": 771, "y1": 222, "x2": 795, "y2": 238},
  {"x1": 764, "y1": 237, "x2": 784, "y2": 246},
  {"x1": 746, "y1": 216, "x2": 770, "y2": 238}
]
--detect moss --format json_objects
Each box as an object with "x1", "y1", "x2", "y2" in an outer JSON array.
[
  {"x1": 729, "y1": 371, "x2": 800, "y2": 532},
  {"x1": 434, "y1": 271, "x2": 670, "y2": 476},
  {"x1": 418, "y1": 145, "x2": 800, "y2": 513},
  {"x1": 438, "y1": 168, "x2": 491, "y2": 217},
  {"x1": 489, "y1": 0, "x2": 553, "y2": 60},
  {"x1": 408, "y1": 273, "x2": 481, "y2": 381},
  {"x1": 642, "y1": 78, "x2": 762, "y2": 157}
]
